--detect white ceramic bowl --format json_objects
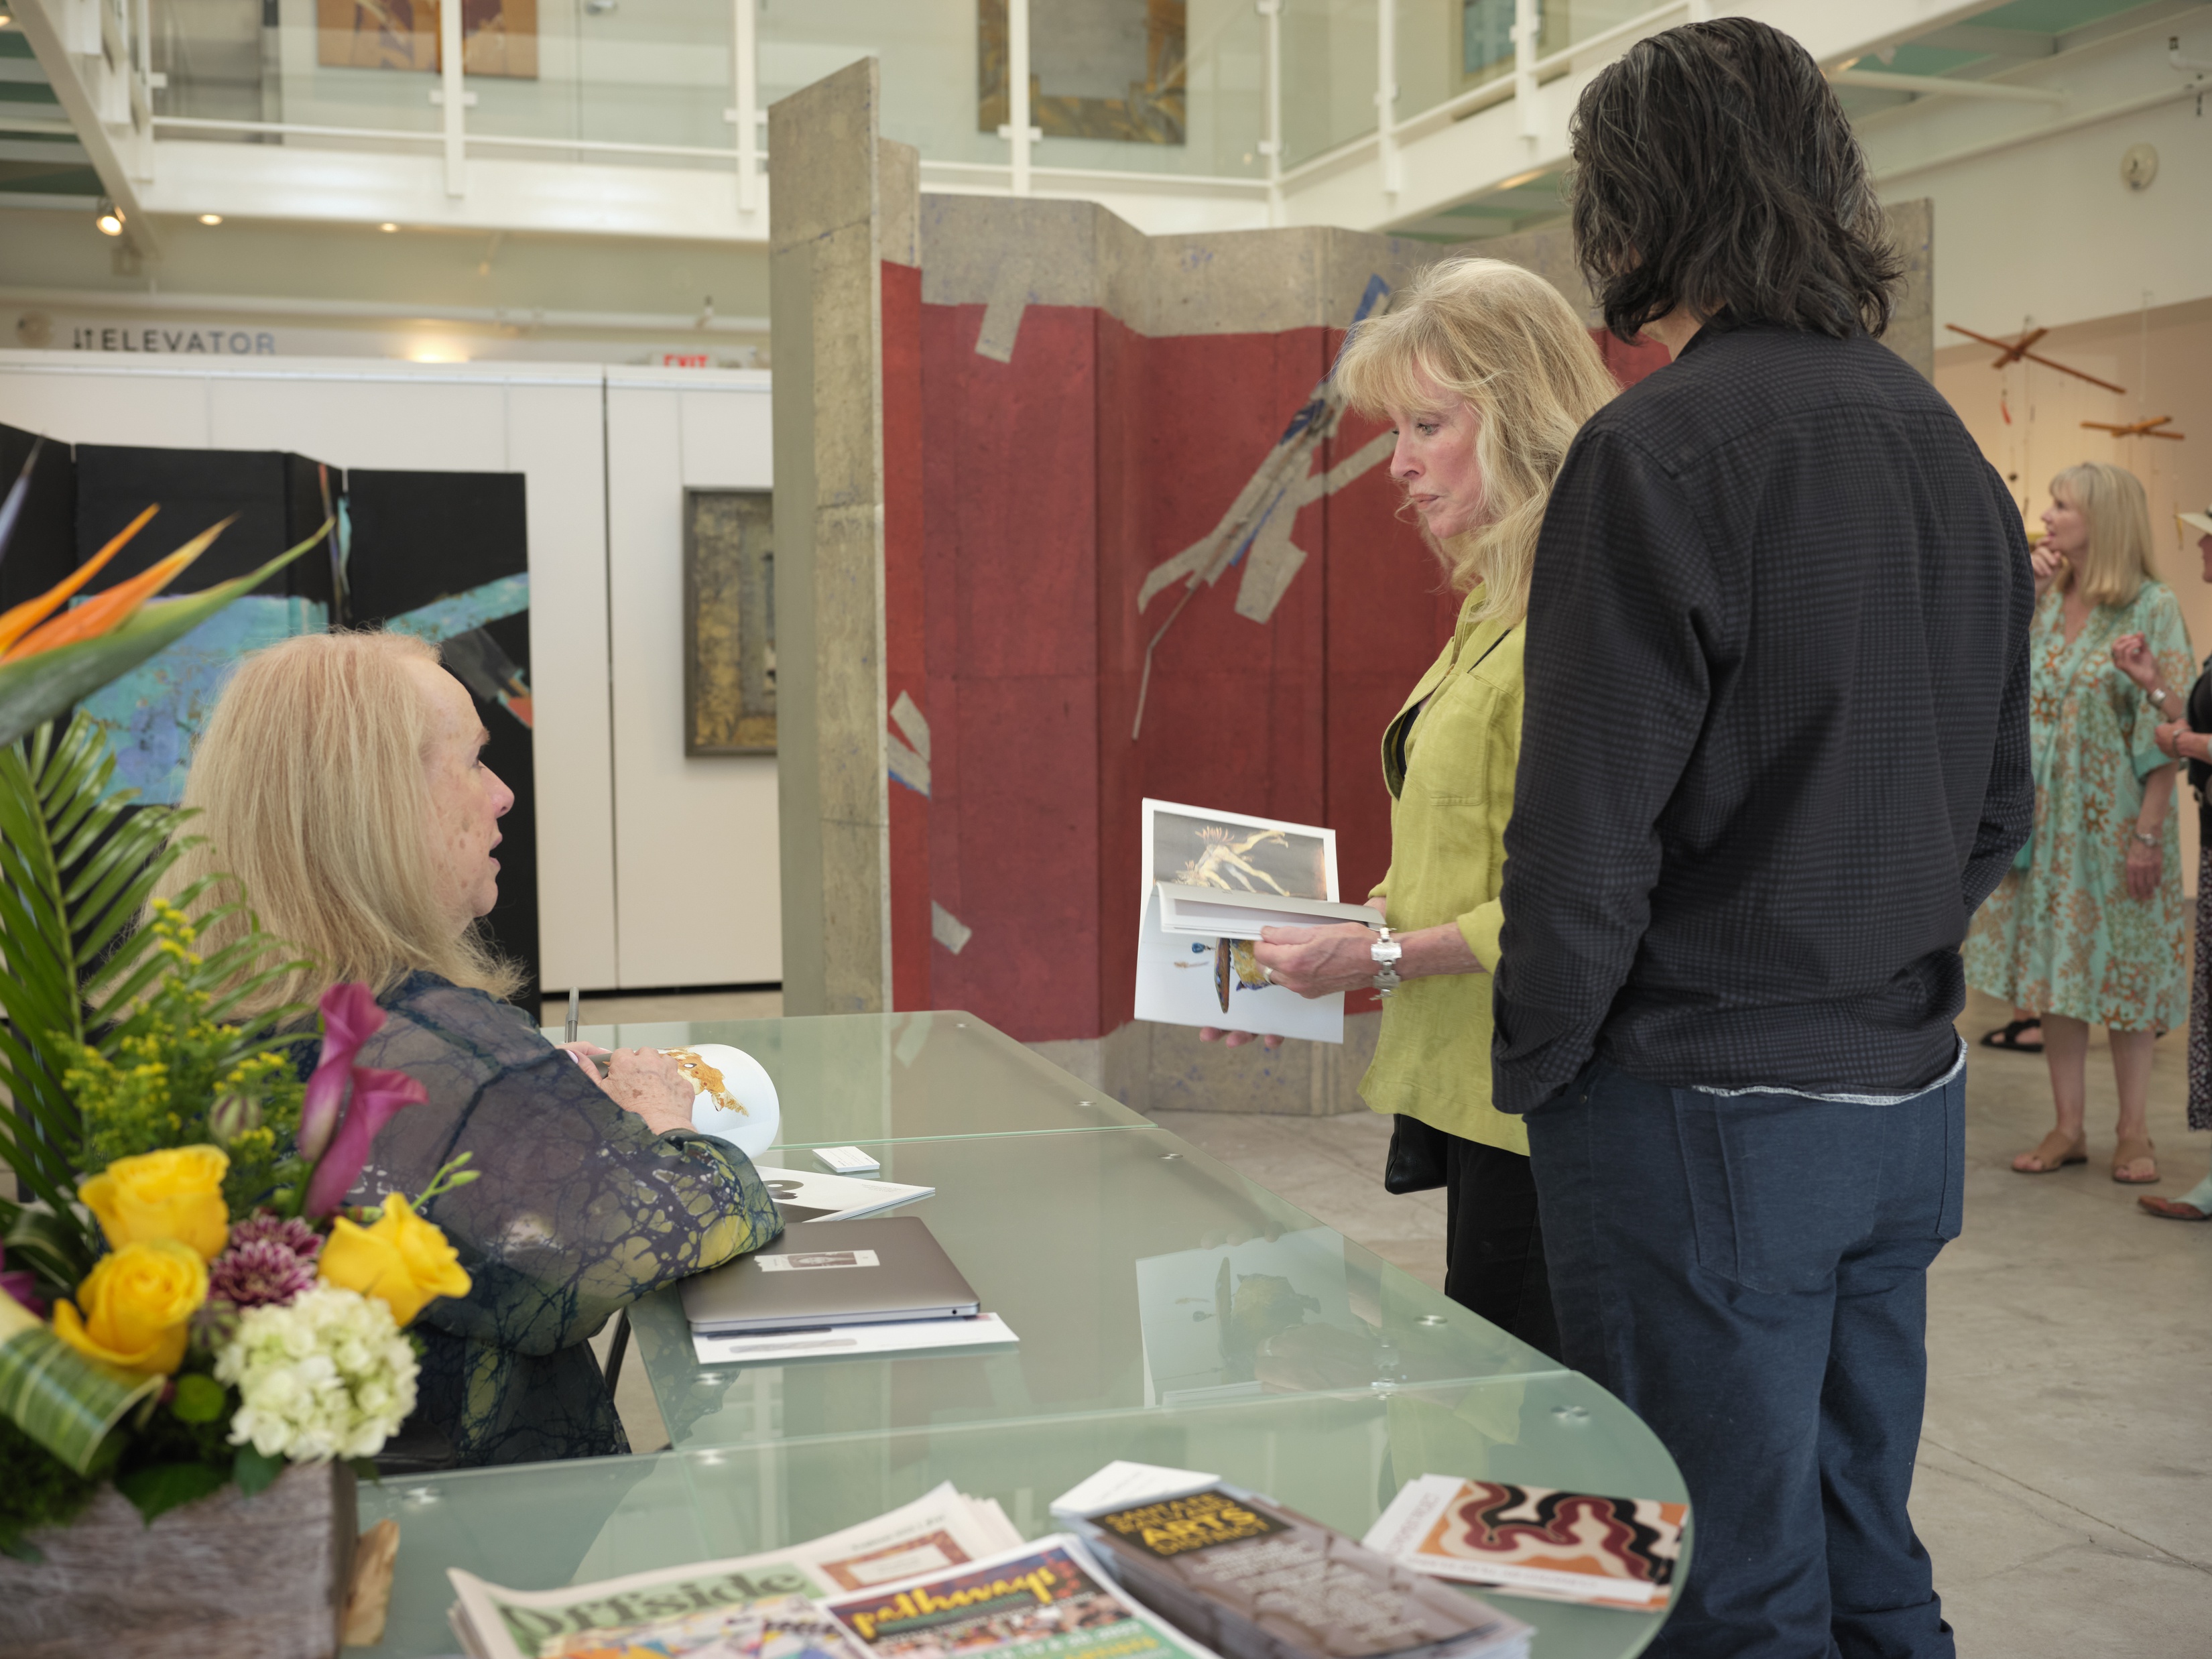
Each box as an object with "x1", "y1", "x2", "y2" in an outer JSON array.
[{"x1": 668, "y1": 1042, "x2": 781, "y2": 1160}]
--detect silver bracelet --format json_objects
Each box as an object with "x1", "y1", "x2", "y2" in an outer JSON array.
[
  {"x1": 1369, "y1": 927, "x2": 1404, "y2": 996},
  {"x1": 2151, "y1": 686, "x2": 2171, "y2": 709},
  {"x1": 2133, "y1": 831, "x2": 2159, "y2": 849}
]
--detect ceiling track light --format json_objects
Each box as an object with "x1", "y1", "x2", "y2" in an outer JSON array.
[{"x1": 95, "y1": 197, "x2": 125, "y2": 237}]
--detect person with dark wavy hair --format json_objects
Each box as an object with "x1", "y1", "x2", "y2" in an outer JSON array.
[{"x1": 1491, "y1": 18, "x2": 2032, "y2": 1659}]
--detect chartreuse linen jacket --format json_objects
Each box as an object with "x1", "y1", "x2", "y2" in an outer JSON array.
[{"x1": 1360, "y1": 585, "x2": 1527, "y2": 1155}]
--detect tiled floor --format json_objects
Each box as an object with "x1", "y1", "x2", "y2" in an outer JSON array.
[{"x1": 1155, "y1": 987, "x2": 2212, "y2": 1656}]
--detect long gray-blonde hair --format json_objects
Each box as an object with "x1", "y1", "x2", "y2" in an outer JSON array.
[
  {"x1": 156, "y1": 630, "x2": 524, "y2": 1016},
  {"x1": 1335, "y1": 257, "x2": 1617, "y2": 626},
  {"x1": 2050, "y1": 461, "x2": 2157, "y2": 611}
]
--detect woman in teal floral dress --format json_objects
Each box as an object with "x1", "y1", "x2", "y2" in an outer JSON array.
[
  {"x1": 1966, "y1": 463, "x2": 2191, "y2": 1184},
  {"x1": 164, "y1": 631, "x2": 780, "y2": 1465}
]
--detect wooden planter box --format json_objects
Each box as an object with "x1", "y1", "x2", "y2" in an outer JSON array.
[{"x1": 0, "y1": 1461, "x2": 357, "y2": 1659}]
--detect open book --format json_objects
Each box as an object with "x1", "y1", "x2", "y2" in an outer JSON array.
[{"x1": 1133, "y1": 799, "x2": 1377, "y2": 1044}]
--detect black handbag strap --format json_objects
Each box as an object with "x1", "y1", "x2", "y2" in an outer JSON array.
[{"x1": 1386, "y1": 624, "x2": 1518, "y2": 797}]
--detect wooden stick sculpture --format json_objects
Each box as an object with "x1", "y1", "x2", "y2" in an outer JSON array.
[
  {"x1": 2081, "y1": 415, "x2": 2186, "y2": 441},
  {"x1": 1946, "y1": 323, "x2": 2128, "y2": 394}
]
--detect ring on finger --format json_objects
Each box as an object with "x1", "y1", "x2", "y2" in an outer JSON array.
[{"x1": 1262, "y1": 967, "x2": 1277, "y2": 985}]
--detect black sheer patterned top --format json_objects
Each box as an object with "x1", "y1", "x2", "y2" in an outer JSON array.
[{"x1": 343, "y1": 971, "x2": 782, "y2": 1465}]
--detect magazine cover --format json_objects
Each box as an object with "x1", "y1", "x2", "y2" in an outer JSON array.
[
  {"x1": 1073, "y1": 1485, "x2": 1530, "y2": 1659},
  {"x1": 1134, "y1": 798, "x2": 1348, "y2": 1044},
  {"x1": 823, "y1": 1535, "x2": 1219, "y2": 1659},
  {"x1": 1363, "y1": 1475, "x2": 1686, "y2": 1611}
]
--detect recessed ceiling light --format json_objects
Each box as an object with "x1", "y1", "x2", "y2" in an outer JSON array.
[
  {"x1": 199, "y1": 212, "x2": 223, "y2": 226},
  {"x1": 379, "y1": 222, "x2": 399, "y2": 233},
  {"x1": 1495, "y1": 168, "x2": 1548, "y2": 191}
]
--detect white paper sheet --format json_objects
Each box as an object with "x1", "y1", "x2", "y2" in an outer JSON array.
[
  {"x1": 690, "y1": 1311, "x2": 1019, "y2": 1366},
  {"x1": 1048, "y1": 1461, "x2": 1221, "y2": 1519}
]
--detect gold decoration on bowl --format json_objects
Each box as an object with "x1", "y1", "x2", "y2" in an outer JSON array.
[{"x1": 665, "y1": 1047, "x2": 744, "y2": 1116}]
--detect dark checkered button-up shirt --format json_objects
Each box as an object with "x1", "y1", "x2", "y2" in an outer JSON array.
[{"x1": 1493, "y1": 322, "x2": 2034, "y2": 1112}]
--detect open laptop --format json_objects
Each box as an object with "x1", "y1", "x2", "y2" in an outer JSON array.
[{"x1": 678, "y1": 1217, "x2": 981, "y2": 1336}]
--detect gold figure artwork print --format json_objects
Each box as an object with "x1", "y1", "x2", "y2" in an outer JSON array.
[{"x1": 665, "y1": 1048, "x2": 744, "y2": 1116}]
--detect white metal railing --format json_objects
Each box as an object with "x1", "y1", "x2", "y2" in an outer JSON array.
[{"x1": 99, "y1": 0, "x2": 1740, "y2": 227}]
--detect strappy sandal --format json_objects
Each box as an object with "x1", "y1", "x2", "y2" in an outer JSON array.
[
  {"x1": 2138, "y1": 1194, "x2": 2211, "y2": 1221},
  {"x1": 1980, "y1": 1018, "x2": 2043, "y2": 1051},
  {"x1": 2012, "y1": 1130, "x2": 2087, "y2": 1173},
  {"x1": 2111, "y1": 1137, "x2": 2159, "y2": 1184}
]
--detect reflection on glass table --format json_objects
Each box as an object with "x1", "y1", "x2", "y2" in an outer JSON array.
[
  {"x1": 540, "y1": 1009, "x2": 1151, "y2": 1146},
  {"x1": 627, "y1": 1126, "x2": 1566, "y2": 1451},
  {"x1": 358, "y1": 1381, "x2": 1684, "y2": 1659}
]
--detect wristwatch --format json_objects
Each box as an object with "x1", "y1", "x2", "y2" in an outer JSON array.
[{"x1": 1370, "y1": 928, "x2": 1404, "y2": 996}]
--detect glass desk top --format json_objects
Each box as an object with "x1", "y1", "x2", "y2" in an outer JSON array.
[
  {"x1": 629, "y1": 1125, "x2": 1566, "y2": 1451},
  {"x1": 542, "y1": 1010, "x2": 1151, "y2": 1147},
  {"x1": 359, "y1": 1380, "x2": 1685, "y2": 1659},
  {"x1": 370, "y1": 1013, "x2": 1686, "y2": 1659}
]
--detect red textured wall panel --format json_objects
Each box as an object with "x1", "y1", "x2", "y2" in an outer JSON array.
[
  {"x1": 916, "y1": 301, "x2": 1102, "y2": 1038},
  {"x1": 885, "y1": 292, "x2": 1673, "y2": 1042}
]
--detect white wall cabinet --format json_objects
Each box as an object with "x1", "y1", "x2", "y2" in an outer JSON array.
[{"x1": 0, "y1": 351, "x2": 777, "y2": 993}]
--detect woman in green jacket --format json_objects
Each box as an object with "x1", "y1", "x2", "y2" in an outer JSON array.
[{"x1": 1209, "y1": 257, "x2": 1615, "y2": 1355}]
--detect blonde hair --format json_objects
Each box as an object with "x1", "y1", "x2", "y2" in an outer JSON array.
[
  {"x1": 1334, "y1": 257, "x2": 1618, "y2": 624},
  {"x1": 158, "y1": 631, "x2": 524, "y2": 1017},
  {"x1": 2052, "y1": 461, "x2": 2157, "y2": 609}
]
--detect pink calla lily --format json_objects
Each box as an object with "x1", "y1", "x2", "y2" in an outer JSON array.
[
  {"x1": 298, "y1": 983, "x2": 386, "y2": 1162},
  {"x1": 0, "y1": 1245, "x2": 44, "y2": 1318},
  {"x1": 303, "y1": 1065, "x2": 428, "y2": 1219}
]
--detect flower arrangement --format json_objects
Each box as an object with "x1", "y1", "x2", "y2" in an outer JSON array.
[
  {"x1": 0, "y1": 971, "x2": 476, "y2": 1557},
  {"x1": 0, "y1": 451, "x2": 435, "y2": 1559}
]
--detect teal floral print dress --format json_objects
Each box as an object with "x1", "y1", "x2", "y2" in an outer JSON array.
[
  {"x1": 343, "y1": 973, "x2": 780, "y2": 1465},
  {"x1": 1965, "y1": 581, "x2": 2193, "y2": 1032}
]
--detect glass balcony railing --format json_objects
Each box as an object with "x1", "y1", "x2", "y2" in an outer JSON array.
[{"x1": 136, "y1": 1, "x2": 1678, "y2": 198}]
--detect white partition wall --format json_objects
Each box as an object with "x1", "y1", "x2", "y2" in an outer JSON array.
[
  {"x1": 0, "y1": 351, "x2": 774, "y2": 993},
  {"x1": 605, "y1": 369, "x2": 782, "y2": 988}
]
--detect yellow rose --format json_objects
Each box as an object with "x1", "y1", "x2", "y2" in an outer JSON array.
[
  {"x1": 80, "y1": 1146, "x2": 232, "y2": 1260},
  {"x1": 318, "y1": 1194, "x2": 472, "y2": 1327},
  {"x1": 51, "y1": 1239, "x2": 208, "y2": 1375}
]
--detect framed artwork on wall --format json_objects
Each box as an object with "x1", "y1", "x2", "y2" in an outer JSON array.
[
  {"x1": 684, "y1": 489, "x2": 776, "y2": 755},
  {"x1": 978, "y1": 0, "x2": 1186, "y2": 145},
  {"x1": 316, "y1": 0, "x2": 540, "y2": 80}
]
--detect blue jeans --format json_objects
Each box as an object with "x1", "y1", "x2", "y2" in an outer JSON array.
[{"x1": 1526, "y1": 1060, "x2": 1965, "y2": 1659}]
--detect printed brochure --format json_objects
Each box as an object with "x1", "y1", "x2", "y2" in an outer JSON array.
[
  {"x1": 1361, "y1": 1475, "x2": 1686, "y2": 1612},
  {"x1": 822, "y1": 1534, "x2": 1219, "y2": 1659}
]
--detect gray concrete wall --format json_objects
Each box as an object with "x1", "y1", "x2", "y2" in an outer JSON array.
[{"x1": 770, "y1": 60, "x2": 898, "y2": 1014}]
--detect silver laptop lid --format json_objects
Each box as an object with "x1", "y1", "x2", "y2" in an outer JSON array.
[{"x1": 678, "y1": 1216, "x2": 980, "y2": 1335}]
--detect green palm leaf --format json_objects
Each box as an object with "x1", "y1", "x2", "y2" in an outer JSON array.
[
  {"x1": 0, "y1": 525, "x2": 327, "y2": 751},
  {"x1": 0, "y1": 526, "x2": 327, "y2": 1272}
]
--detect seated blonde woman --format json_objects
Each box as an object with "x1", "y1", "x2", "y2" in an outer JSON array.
[{"x1": 162, "y1": 631, "x2": 780, "y2": 1466}]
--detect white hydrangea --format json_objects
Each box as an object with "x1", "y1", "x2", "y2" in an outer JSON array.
[{"x1": 213, "y1": 1284, "x2": 420, "y2": 1462}]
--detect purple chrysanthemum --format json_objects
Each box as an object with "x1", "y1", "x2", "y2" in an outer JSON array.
[
  {"x1": 226, "y1": 1213, "x2": 322, "y2": 1262},
  {"x1": 208, "y1": 1239, "x2": 319, "y2": 1309}
]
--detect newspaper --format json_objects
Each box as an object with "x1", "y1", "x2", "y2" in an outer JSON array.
[
  {"x1": 449, "y1": 1483, "x2": 1025, "y2": 1659},
  {"x1": 822, "y1": 1534, "x2": 1220, "y2": 1659},
  {"x1": 1361, "y1": 1475, "x2": 1685, "y2": 1612}
]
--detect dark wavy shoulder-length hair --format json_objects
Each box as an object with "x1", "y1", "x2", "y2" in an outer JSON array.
[{"x1": 1568, "y1": 17, "x2": 1902, "y2": 343}]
